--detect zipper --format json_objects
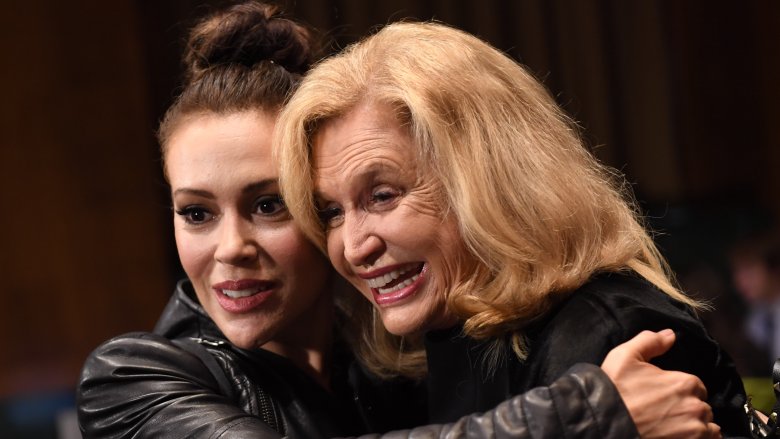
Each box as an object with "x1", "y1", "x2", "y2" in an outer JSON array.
[{"x1": 191, "y1": 336, "x2": 286, "y2": 435}]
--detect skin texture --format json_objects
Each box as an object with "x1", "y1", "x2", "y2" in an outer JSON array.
[
  {"x1": 313, "y1": 100, "x2": 469, "y2": 336},
  {"x1": 166, "y1": 110, "x2": 334, "y2": 382},
  {"x1": 602, "y1": 330, "x2": 722, "y2": 439}
]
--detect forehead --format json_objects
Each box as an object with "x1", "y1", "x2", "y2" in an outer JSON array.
[
  {"x1": 166, "y1": 111, "x2": 278, "y2": 184},
  {"x1": 312, "y1": 101, "x2": 416, "y2": 176}
]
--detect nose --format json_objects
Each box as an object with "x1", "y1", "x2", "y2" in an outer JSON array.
[
  {"x1": 341, "y1": 213, "x2": 384, "y2": 268},
  {"x1": 214, "y1": 213, "x2": 259, "y2": 265}
]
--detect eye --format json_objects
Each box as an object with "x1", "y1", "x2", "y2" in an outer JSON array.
[
  {"x1": 254, "y1": 195, "x2": 287, "y2": 216},
  {"x1": 317, "y1": 204, "x2": 344, "y2": 229},
  {"x1": 369, "y1": 186, "x2": 401, "y2": 207},
  {"x1": 175, "y1": 206, "x2": 214, "y2": 225}
]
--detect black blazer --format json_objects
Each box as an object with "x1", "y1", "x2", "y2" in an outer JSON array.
[{"x1": 424, "y1": 272, "x2": 751, "y2": 438}]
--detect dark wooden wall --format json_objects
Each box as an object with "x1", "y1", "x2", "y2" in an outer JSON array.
[
  {"x1": 0, "y1": 1, "x2": 172, "y2": 396},
  {"x1": 1, "y1": 0, "x2": 778, "y2": 396}
]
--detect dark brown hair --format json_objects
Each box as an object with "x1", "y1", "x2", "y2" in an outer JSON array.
[{"x1": 158, "y1": 1, "x2": 318, "y2": 160}]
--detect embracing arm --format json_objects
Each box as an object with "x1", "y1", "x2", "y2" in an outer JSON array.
[
  {"x1": 356, "y1": 363, "x2": 633, "y2": 439},
  {"x1": 77, "y1": 333, "x2": 282, "y2": 439},
  {"x1": 356, "y1": 331, "x2": 719, "y2": 439},
  {"x1": 78, "y1": 332, "x2": 718, "y2": 439}
]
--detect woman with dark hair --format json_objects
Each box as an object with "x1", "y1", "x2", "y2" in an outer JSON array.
[
  {"x1": 78, "y1": 4, "x2": 369, "y2": 437},
  {"x1": 78, "y1": 3, "x2": 722, "y2": 438}
]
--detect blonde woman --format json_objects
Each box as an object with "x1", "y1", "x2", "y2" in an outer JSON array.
[{"x1": 277, "y1": 21, "x2": 746, "y2": 437}]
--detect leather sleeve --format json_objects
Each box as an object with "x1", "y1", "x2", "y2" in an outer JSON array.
[
  {"x1": 356, "y1": 363, "x2": 638, "y2": 439},
  {"x1": 78, "y1": 334, "x2": 635, "y2": 439},
  {"x1": 77, "y1": 332, "x2": 283, "y2": 439}
]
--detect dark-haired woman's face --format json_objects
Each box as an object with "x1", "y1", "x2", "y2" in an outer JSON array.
[
  {"x1": 312, "y1": 101, "x2": 468, "y2": 336},
  {"x1": 166, "y1": 110, "x2": 333, "y2": 352}
]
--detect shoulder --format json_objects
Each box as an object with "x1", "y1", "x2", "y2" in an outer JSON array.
[
  {"x1": 522, "y1": 272, "x2": 708, "y2": 383},
  {"x1": 83, "y1": 331, "x2": 207, "y2": 367},
  {"x1": 77, "y1": 332, "x2": 285, "y2": 438},
  {"x1": 518, "y1": 273, "x2": 749, "y2": 436},
  {"x1": 79, "y1": 332, "x2": 220, "y2": 397},
  {"x1": 546, "y1": 272, "x2": 701, "y2": 341}
]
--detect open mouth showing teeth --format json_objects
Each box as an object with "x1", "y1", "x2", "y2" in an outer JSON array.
[
  {"x1": 221, "y1": 288, "x2": 260, "y2": 298},
  {"x1": 221, "y1": 286, "x2": 275, "y2": 299},
  {"x1": 367, "y1": 263, "x2": 424, "y2": 294}
]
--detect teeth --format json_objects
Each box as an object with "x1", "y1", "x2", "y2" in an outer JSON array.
[
  {"x1": 365, "y1": 264, "x2": 422, "y2": 293},
  {"x1": 366, "y1": 266, "x2": 414, "y2": 288},
  {"x1": 377, "y1": 273, "x2": 419, "y2": 294},
  {"x1": 222, "y1": 288, "x2": 257, "y2": 298}
]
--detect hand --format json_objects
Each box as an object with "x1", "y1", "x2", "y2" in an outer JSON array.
[{"x1": 601, "y1": 329, "x2": 721, "y2": 439}]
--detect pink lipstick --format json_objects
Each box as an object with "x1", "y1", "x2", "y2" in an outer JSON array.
[
  {"x1": 370, "y1": 264, "x2": 427, "y2": 307},
  {"x1": 212, "y1": 279, "x2": 276, "y2": 313}
]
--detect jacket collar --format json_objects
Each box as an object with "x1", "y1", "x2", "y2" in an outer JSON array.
[{"x1": 153, "y1": 279, "x2": 227, "y2": 343}]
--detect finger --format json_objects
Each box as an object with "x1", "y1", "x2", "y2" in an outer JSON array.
[
  {"x1": 700, "y1": 401, "x2": 714, "y2": 423},
  {"x1": 707, "y1": 422, "x2": 721, "y2": 439},
  {"x1": 616, "y1": 329, "x2": 676, "y2": 362},
  {"x1": 681, "y1": 373, "x2": 709, "y2": 401}
]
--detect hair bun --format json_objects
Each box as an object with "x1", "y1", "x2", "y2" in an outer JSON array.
[{"x1": 184, "y1": 1, "x2": 314, "y2": 82}]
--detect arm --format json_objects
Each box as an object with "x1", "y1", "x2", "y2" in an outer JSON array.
[
  {"x1": 79, "y1": 332, "x2": 720, "y2": 439},
  {"x1": 81, "y1": 332, "x2": 618, "y2": 439},
  {"x1": 354, "y1": 363, "x2": 629, "y2": 439},
  {"x1": 358, "y1": 331, "x2": 720, "y2": 439},
  {"x1": 77, "y1": 332, "x2": 283, "y2": 439}
]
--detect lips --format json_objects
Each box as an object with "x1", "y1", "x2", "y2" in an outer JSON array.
[
  {"x1": 212, "y1": 279, "x2": 276, "y2": 313},
  {"x1": 360, "y1": 263, "x2": 426, "y2": 306}
]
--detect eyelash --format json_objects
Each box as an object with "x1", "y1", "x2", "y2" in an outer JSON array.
[
  {"x1": 254, "y1": 195, "x2": 287, "y2": 216},
  {"x1": 317, "y1": 187, "x2": 401, "y2": 229},
  {"x1": 370, "y1": 189, "x2": 397, "y2": 203},
  {"x1": 175, "y1": 206, "x2": 212, "y2": 225},
  {"x1": 317, "y1": 206, "x2": 343, "y2": 229},
  {"x1": 175, "y1": 195, "x2": 288, "y2": 226}
]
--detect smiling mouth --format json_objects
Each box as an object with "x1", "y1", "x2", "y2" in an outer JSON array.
[
  {"x1": 213, "y1": 279, "x2": 275, "y2": 299},
  {"x1": 366, "y1": 263, "x2": 425, "y2": 294},
  {"x1": 221, "y1": 288, "x2": 262, "y2": 298}
]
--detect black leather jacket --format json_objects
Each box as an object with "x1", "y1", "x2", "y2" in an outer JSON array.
[{"x1": 77, "y1": 280, "x2": 638, "y2": 438}]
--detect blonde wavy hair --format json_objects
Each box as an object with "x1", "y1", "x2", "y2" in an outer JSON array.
[{"x1": 276, "y1": 21, "x2": 700, "y2": 379}]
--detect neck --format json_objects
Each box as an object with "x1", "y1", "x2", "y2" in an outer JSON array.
[
  {"x1": 260, "y1": 291, "x2": 336, "y2": 389},
  {"x1": 262, "y1": 340, "x2": 333, "y2": 388}
]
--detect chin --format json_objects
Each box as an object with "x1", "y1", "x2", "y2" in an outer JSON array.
[
  {"x1": 377, "y1": 294, "x2": 453, "y2": 337},
  {"x1": 224, "y1": 334, "x2": 255, "y2": 350},
  {"x1": 222, "y1": 325, "x2": 268, "y2": 350},
  {"x1": 379, "y1": 311, "x2": 427, "y2": 337}
]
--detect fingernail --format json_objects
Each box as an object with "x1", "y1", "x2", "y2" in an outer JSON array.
[{"x1": 659, "y1": 328, "x2": 674, "y2": 337}]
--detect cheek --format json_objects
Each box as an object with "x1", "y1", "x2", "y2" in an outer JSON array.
[
  {"x1": 174, "y1": 231, "x2": 213, "y2": 279},
  {"x1": 269, "y1": 227, "x2": 328, "y2": 272},
  {"x1": 429, "y1": 219, "x2": 470, "y2": 286},
  {"x1": 325, "y1": 229, "x2": 349, "y2": 277}
]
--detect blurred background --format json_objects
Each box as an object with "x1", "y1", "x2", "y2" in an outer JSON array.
[{"x1": 2, "y1": 0, "x2": 779, "y2": 437}]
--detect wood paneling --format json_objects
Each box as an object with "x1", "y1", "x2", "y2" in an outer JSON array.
[
  {"x1": 0, "y1": 1, "x2": 171, "y2": 396},
  {"x1": 1, "y1": 0, "x2": 778, "y2": 397}
]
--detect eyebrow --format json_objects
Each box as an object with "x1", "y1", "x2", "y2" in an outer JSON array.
[
  {"x1": 313, "y1": 162, "x2": 394, "y2": 203},
  {"x1": 172, "y1": 188, "x2": 214, "y2": 199},
  {"x1": 242, "y1": 179, "x2": 277, "y2": 194},
  {"x1": 172, "y1": 179, "x2": 278, "y2": 198}
]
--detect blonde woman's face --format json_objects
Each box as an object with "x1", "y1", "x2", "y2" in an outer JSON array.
[
  {"x1": 312, "y1": 101, "x2": 464, "y2": 336},
  {"x1": 166, "y1": 111, "x2": 332, "y2": 352}
]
